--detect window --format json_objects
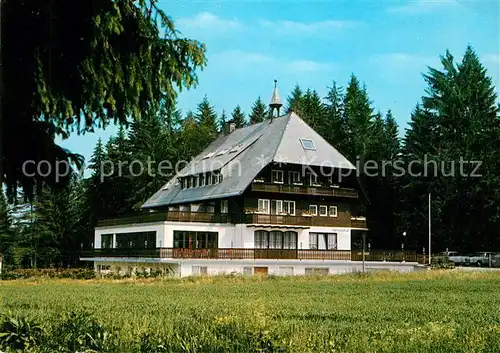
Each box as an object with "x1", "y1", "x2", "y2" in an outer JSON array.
[
  {"x1": 329, "y1": 206, "x2": 338, "y2": 217},
  {"x1": 284, "y1": 200, "x2": 296, "y2": 215},
  {"x1": 101, "y1": 234, "x2": 113, "y2": 248},
  {"x1": 243, "y1": 267, "x2": 253, "y2": 276},
  {"x1": 283, "y1": 231, "x2": 298, "y2": 249},
  {"x1": 206, "y1": 201, "x2": 215, "y2": 214},
  {"x1": 269, "y1": 231, "x2": 283, "y2": 249},
  {"x1": 288, "y1": 171, "x2": 301, "y2": 184},
  {"x1": 192, "y1": 176, "x2": 198, "y2": 188},
  {"x1": 271, "y1": 170, "x2": 284, "y2": 184},
  {"x1": 211, "y1": 174, "x2": 218, "y2": 185},
  {"x1": 206, "y1": 174, "x2": 212, "y2": 185},
  {"x1": 309, "y1": 233, "x2": 337, "y2": 250},
  {"x1": 279, "y1": 267, "x2": 294, "y2": 276},
  {"x1": 186, "y1": 177, "x2": 192, "y2": 188},
  {"x1": 300, "y1": 138, "x2": 316, "y2": 150},
  {"x1": 221, "y1": 200, "x2": 229, "y2": 214},
  {"x1": 199, "y1": 174, "x2": 205, "y2": 187},
  {"x1": 319, "y1": 205, "x2": 328, "y2": 216},
  {"x1": 255, "y1": 230, "x2": 269, "y2": 249},
  {"x1": 271, "y1": 200, "x2": 283, "y2": 215},
  {"x1": 173, "y1": 231, "x2": 218, "y2": 249},
  {"x1": 192, "y1": 266, "x2": 208, "y2": 275},
  {"x1": 258, "y1": 199, "x2": 270, "y2": 214},
  {"x1": 115, "y1": 231, "x2": 156, "y2": 249},
  {"x1": 305, "y1": 268, "x2": 329, "y2": 275},
  {"x1": 180, "y1": 178, "x2": 186, "y2": 189},
  {"x1": 309, "y1": 205, "x2": 318, "y2": 216},
  {"x1": 308, "y1": 172, "x2": 318, "y2": 186},
  {"x1": 254, "y1": 231, "x2": 297, "y2": 250}
]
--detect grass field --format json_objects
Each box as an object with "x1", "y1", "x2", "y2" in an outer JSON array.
[{"x1": 1, "y1": 271, "x2": 500, "y2": 352}]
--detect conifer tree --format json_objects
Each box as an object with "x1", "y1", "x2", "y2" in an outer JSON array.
[
  {"x1": 286, "y1": 85, "x2": 303, "y2": 113},
  {"x1": 231, "y1": 106, "x2": 246, "y2": 128},
  {"x1": 249, "y1": 97, "x2": 268, "y2": 124}
]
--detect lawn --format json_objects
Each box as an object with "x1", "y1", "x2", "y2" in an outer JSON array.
[{"x1": 1, "y1": 271, "x2": 500, "y2": 352}]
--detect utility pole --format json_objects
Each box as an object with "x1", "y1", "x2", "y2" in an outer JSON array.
[
  {"x1": 428, "y1": 192, "x2": 432, "y2": 265},
  {"x1": 0, "y1": 0, "x2": 4, "y2": 188}
]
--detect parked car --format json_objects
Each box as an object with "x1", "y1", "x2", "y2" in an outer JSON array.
[
  {"x1": 442, "y1": 251, "x2": 468, "y2": 266},
  {"x1": 465, "y1": 252, "x2": 495, "y2": 267}
]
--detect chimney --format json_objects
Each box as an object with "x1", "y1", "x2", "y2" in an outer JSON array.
[{"x1": 229, "y1": 122, "x2": 236, "y2": 133}]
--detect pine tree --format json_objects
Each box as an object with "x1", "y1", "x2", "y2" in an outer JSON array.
[
  {"x1": 218, "y1": 110, "x2": 229, "y2": 134},
  {"x1": 343, "y1": 74, "x2": 374, "y2": 162},
  {"x1": 195, "y1": 96, "x2": 218, "y2": 138},
  {"x1": 286, "y1": 84, "x2": 303, "y2": 113},
  {"x1": 324, "y1": 81, "x2": 346, "y2": 151},
  {"x1": 249, "y1": 97, "x2": 268, "y2": 124},
  {"x1": 231, "y1": 106, "x2": 246, "y2": 128},
  {"x1": 299, "y1": 89, "x2": 325, "y2": 131}
]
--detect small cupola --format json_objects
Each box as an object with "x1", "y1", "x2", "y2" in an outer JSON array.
[{"x1": 269, "y1": 79, "x2": 282, "y2": 119}]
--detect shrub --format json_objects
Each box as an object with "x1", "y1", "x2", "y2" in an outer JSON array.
[{"x1": 1, "y1": 268, "x2": 96, "y2": 280}]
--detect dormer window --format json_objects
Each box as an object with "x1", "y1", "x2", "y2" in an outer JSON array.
[
  {"x1": 192, "y1": 175, "x2": 198, "y2": 188},
  {"x1": 199, "y1": 174, "x2": 205, "y2": 187},
  {"x1": 288, "y1": 171, "x2": 301, "y2": 185},
  {"x1": 300, "y1": 138, "x2": 316, "y2": 151},
  {"x1": 271, "y1": 170, "x2": 284, "y2": 184}
]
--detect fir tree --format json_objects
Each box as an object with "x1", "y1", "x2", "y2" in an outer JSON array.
[
  {"x1": 286, "y1": 84, "x2": 303, "y2": 113},
  {"x1": 249, "y1": 97, "x2": 268, "y2": 124},
  {"x1": 231, "y1": 106, "x2": 246, "y2": 128}
]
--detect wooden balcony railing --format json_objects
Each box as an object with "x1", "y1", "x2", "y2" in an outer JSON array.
[
  {"x1": 351, "y1": 218, "x2": 368, "y2": 229},
  {"x1": 252, "y1": 182, "x2": 359, "y2": 199},
  {"x1": 245, "y1": 213, "x2": 359, "y2": 228},
  {"x1": 82, "y1": 248, "x2": 422, "y2": 263},
  {"x1": 98, "y1": 212, "x2": 229, "y2": 227}
]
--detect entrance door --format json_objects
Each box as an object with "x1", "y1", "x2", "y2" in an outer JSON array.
[{"x1": 254, "y1": 267, "x2": 268, "y2": 275}]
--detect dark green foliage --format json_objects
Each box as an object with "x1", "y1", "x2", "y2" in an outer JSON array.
[
  {"x1": 0, "y1": 314, "x2": 43, "y2": 351},
  {"x1": 249, "y1": 97, "x2": 269, "y2": 124},
  {"x1": 286, "y1": 84, "x2": 303, "y2": 113},
  {"x1": 231, "y1": 105, "x2": 246, "y2": 128},
  {"x1": 1, "y1": 0, "x2": 206, "y2": 200},
  {"x1": 195, "y1": 96, "x2": 219, "y2": 139}
]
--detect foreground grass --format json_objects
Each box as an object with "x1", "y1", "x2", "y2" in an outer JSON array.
[{"x1": 1, "y1": 271, "x2": 500, "y2": 352}]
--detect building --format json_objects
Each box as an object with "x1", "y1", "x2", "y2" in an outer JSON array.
[{"x1": 81, "y1": 82, "x2": 417, "y2": 276}]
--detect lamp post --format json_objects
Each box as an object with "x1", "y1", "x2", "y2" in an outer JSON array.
[{"x1": 402, "y1": 231, "x2": 406, "y2": 262}]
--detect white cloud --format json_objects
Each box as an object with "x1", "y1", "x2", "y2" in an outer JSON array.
[
  {"x1": 258, "y1": 19, "x2": 360, "y2": 36},
  {"x1": 176, "y1": 12, "x2": 242, "y2": 33},
  {"x1": 388, "y1": 0, "x2": 460, "y2": 14},
  {"x1": 483, "y1": 53, "x2": 500, "y2": 64},
  {"x1": 370, "y1": 53, "x2": 438, "y2": 68},
  {"x1": 210, "y1": 50, "x2": 336, "y2": 74}
]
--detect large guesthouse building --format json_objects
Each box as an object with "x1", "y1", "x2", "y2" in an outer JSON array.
[{"x1": 81, "y1": 83, "x2": 388, "y2": 276}]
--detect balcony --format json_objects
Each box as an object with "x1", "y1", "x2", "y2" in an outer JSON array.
[
  {"x1": 251, "y1": 182, "x2": 359, "y2": 199},
  {"x1": 351, "y1": 218, "x2": 367, "y2": 229},
  {"x1": 81, "y1": 248, "x2": 422, "y2": 262},
  {"x1": 98, "y1": 211, "x2": 229, "y2": 227},
  {"x1": 244, "y1": 213, "x2": 364, "y2": 228}
]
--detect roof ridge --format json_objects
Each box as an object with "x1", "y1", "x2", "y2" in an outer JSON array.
[{"x1": 270, "y1": 112, "x2": 293, "y2": 163}]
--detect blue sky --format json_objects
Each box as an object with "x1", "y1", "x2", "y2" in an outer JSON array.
[{"x1": 59, "y1": 0, "x2": 499, "y2": 171}]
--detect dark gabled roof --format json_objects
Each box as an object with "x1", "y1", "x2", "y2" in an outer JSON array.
[{"x1": 142, "y1": 112, "x2": 355, "y2": 209}]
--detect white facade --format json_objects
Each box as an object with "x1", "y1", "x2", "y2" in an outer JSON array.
[
  {"x1": 84, "y1": 222, "x2": 420, "y2": 277},
  {"x1": 93, "y1": 221, "x2": 351, "y2": 251}
]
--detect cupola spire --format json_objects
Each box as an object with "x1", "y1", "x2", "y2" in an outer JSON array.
[{"x1": 269, "y1": 79, "x2": 282, "y2": 120}]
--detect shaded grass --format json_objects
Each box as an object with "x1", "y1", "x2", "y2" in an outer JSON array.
[{"x1": 1, "y1": 271, "x2": 500, "y2": 352}]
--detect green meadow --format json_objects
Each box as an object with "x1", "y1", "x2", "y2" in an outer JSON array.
[{"x1": 1, "y1": 271, "x2": 500, "y2": 352}]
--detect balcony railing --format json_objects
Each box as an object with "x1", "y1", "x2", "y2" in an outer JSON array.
[
  {"x1": 81, "y1": 248, "x2": 422, "y2": 262},
  {"x1": 252, "y1": 182, "x2": 359, "y2": 199},
  {"x1": 244, "y1": 213, "x2": 366, "y2": 228},
  {"x1": 98, "y1": 212, "x2": 229, "y2": 227}
]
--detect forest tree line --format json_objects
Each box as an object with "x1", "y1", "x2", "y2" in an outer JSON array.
[{"x1": 1, "y1": 45, "x2": 499, "y2": 268}]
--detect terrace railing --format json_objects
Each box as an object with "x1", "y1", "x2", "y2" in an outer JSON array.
[
  {"x1": 244, "y1": 214, "x2": 367, "y2": 228},
  {"x1": 98, "y1": 212, "x2": 229, "y2": 227},
  {"x1": 251, "y1": 182, "x2": 359, "y2": 199},
  {"x1": 82, "y1": 248, "x2": 422, "y2": 263}
]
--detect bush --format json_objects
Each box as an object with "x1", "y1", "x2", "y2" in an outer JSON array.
[
  {"x1": 1, "y1": 268, "x2": 96, "y2": 280},
  {"x1": 431, "y1": 255, "x2": 455, "y2": 269}
]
